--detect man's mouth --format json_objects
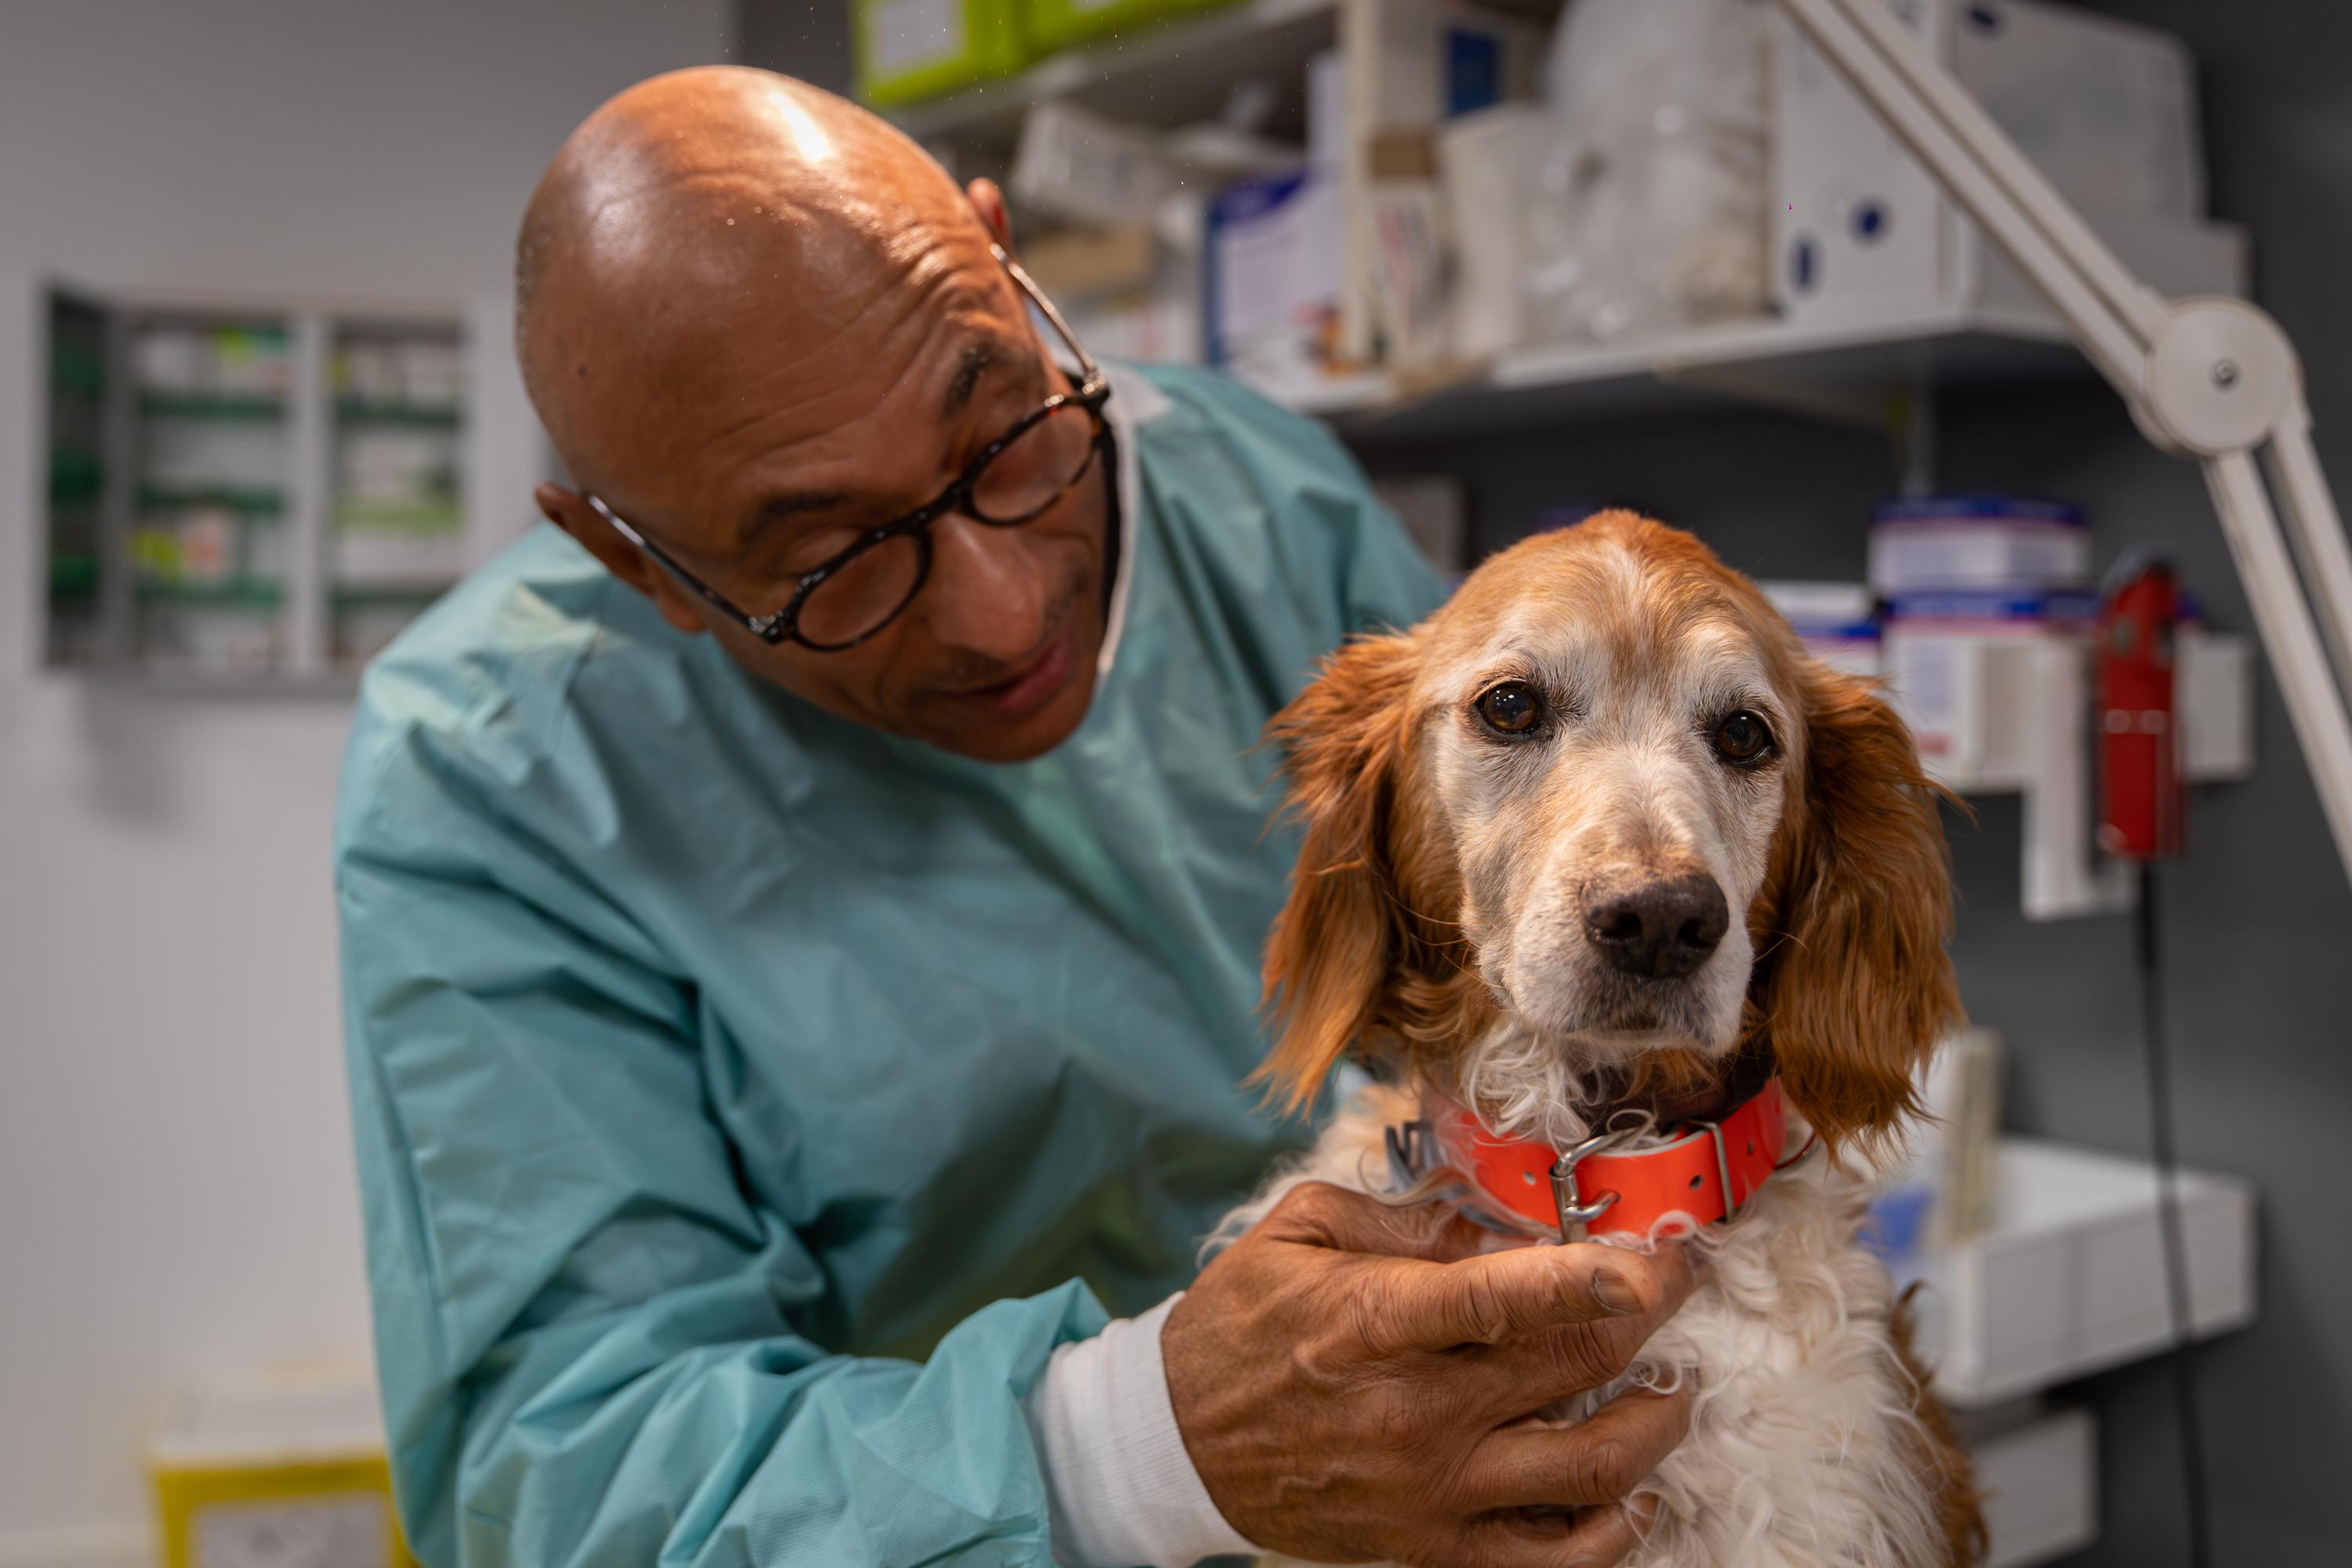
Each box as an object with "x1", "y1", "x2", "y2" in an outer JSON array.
[{"x1": 944, "y1": 616, "x2": 1079, "y2": 720}]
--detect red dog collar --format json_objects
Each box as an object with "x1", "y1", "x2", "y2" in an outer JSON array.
[{"x1": 1404, "y1": 1079, "x2": 1792, "y2": 1242}]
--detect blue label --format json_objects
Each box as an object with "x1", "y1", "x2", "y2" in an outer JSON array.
[{"x1": 1874, "y1": 494, "x2": 2085, "y2": 525}]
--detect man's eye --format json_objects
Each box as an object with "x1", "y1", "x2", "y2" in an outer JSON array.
[
  {"x1": 1712, "y1": 710, "x2": 1774, "y2": 764},
  {"x1": 1475, "y1": 681, "x2": 1544, "y2": 735},
  {"x1": 784, "y1": 531, "x2": 866, "y2": 576}
]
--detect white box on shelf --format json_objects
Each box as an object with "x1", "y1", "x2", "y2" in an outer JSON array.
[
  {"x1": 138, "y1": 598, "x2": 282, "y2": 677},
  {"x1": 1950, "y1": 0, "x2": 2202, "y2": 218},
  {"x1": 1209, "y1": 169, "x2": 1345, "y2": 401},
  {"x1": 1063, "y1": 294, "x2": 1202, "y2": 367},
  {"x1": 1886, "y1": 615, "x2": 2252, "y2": 918},
  {"x1": 1976, "y1": 1408, "x2": 2097, "y2": 1568},
  {"x1": 1772, "y1": 0, "x2": 2245, "y2": 329},
  {"x1": 2180, "y1": 626, "x2": 2256, "y2": 782},
  {"x1": 335, "y1": 528, "x2": 464, "y2": 587},
  {"x1": 1883, "y1": 590, "x2": 2097, "y2": 788},
  {"x1": 1436, "y1": 104, "x2": 1552, "y2": 365},
  {"x1": 1900, "y1": 1138, "x2": 2256, "y2": 1408},
  {"x1": 1893, "y1": 617, "x2": 2254, "y2": 794}
]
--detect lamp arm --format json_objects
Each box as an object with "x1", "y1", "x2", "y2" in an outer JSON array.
[{"x1": 1777, "y1": 0, "x2": 2352, "y2": 888}]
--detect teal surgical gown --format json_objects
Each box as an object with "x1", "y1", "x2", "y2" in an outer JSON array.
[{"x1": 335, "y1": 364, "x2": 1446, "y2": 1568}]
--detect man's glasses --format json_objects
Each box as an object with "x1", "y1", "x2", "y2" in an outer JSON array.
[{"x1": 588, "y1": 245, "x2": 1111, "y2": 653}]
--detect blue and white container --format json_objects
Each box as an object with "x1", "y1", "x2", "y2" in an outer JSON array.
[
  {"x1": 1762, "y1": 580, "x2": 1882, "y2": 678},
  {"x1": 1868, "y1": 495, "x2": 2089, "y2": 595}
]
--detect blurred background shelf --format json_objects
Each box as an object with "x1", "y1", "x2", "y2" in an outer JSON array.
[
  {"x1": 333, "y1": 502, "x2": 462, "y2": 530},
  {"x1": 133, "y1": 579, "x2": 285, "y2": 606},
  {"x1": 1279, "y1": 299, "x2": 2082, "y2": 440},
  {"x1": 335, "y1": 398, "x2": 462, "y2": 428},
  {"x1": 890, "y1": 0, "x2": 1341, "y2": 150},
  {"x1": 137, "y1": 481, "x2": 285, "y2": 514},
  {"x1": 136, "y1": 391, "x2": 285, "y2": 422},
  {"x1": 5, "y1": 281, "x2": 513, "y2": 687}
]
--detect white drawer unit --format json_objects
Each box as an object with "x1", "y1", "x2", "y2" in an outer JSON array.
[
  {"x1": 1901, "y1": 1138, "x2": 2257, "y2": 1408},
  {"x1": 1976, "y1": 1408, "x2": 2099, "y2": 1568}
]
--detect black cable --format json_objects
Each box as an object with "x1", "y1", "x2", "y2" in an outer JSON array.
[{"x1": 2135, "y1": 862, "x2": 2216, "y2": 1568}]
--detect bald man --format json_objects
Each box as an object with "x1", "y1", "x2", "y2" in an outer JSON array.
[{"x1": 336, "y1": 68, "x2": 1693, "y2": 1568}]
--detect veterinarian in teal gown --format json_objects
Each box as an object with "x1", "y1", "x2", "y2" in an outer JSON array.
[{"x1": 336, "y1": 364, "x2": 1446, "y2": 1566}]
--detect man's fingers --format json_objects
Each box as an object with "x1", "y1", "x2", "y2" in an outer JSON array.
[
  {"x1": 1450, "y1": 1243, "x2": 1699, "y2": 1410},
  {"x1": 1456, "y1": 1389, "x2": 1694, "y2": 1511},
  {"x1": 1472, "y1": 1495, "x2": 1661, "y2": 1568},
  {"x1": 1417, "y1": 1209, "x2": 1502, "y2": 1264},
  {"x1": 1357, "y1": 1238, "x2": 1702, "y2": 1357},
  {"x1": 1264, "y1": 1180, "x2": 1472, "y2": 1261}
]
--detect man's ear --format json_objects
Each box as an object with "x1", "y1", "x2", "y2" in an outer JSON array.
[
  {"x1": 535, "y1": 483, "x2": 706, "y2": 637},
  {"x1": 966, "y1": 177, "x2": 1014, "y2": 251},
  {"x1": 1251, "y1": 631, "x2": 1425, "y2": 1113}
]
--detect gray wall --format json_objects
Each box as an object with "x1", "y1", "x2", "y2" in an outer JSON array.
[
  {"x1": 0, "y1": 5, "x2": 731, "y2": 1561},
  {"x1": 1358, "y1": 2, "x2": 2352, "y2": 1559},
  {"x1": 740, "y1": 0, "x2": 855, "y2": 96}
]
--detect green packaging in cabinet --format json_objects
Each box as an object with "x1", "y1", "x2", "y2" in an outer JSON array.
[
  {"x1": 855, "y1": 0, "x2": 1030, "y2": 108},
  {"x1": 1025, "y1": 0, "x2": 1237, "y2": 55}
]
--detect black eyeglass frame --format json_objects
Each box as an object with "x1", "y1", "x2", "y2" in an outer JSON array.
[{"x1": 586, "y1": 245, "x2": 1112, "y2": 652}]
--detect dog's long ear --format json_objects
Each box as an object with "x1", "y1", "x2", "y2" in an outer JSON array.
[
  {"x1": 1252, "y1": 631, "x2": 1425, "y2": 1114},
  {"x1": 1763, "y1": 658, "x2": 1961, "y2": 1160}
]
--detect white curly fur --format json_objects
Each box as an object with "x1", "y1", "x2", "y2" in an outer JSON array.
[{"x1": 1218, "y1": 1082, "x2": 1950, "y2": 1568}]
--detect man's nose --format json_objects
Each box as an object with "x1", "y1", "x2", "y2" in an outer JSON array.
[
  {"x1": 924, "y1": 513, "x2": 1047, "y2": 656},
  {"x1": 1584, "y1": 873, "x2": 1730, "y2": 980}
]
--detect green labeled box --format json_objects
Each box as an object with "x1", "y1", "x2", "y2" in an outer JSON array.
[
  {"x1": 1025, "y1": 0, "x2": 1240, "y2": 55},
  {"x1": 855, "y1": 0, "x2": 1032, "y2": 108}
]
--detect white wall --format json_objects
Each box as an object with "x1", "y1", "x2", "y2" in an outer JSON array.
[{"x1": 0, "y1": 4, "x2": 732, "y2": 1562}]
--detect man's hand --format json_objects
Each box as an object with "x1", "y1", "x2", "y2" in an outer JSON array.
[{"x1": 1163, "y1": 1181, "x2": 1699, "y2": 1567}]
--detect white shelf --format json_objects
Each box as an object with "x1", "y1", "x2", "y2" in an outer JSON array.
[
  {"x1": 1900, "y1": 1138, "x2": 2257, "y2": 1409},
  {"x1": 890, "y1": 0, "x2": 1341, "y2": 151},
  {"x1": 1976, "y1": 1409, "x2": 2099, "y2": 1568},
  {"x1": 1253, "y1": 299, "x2": 2084, "y2": 441}
]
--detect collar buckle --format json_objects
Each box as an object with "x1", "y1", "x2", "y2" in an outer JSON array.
[
  {"x1": 1385, "y1": 1118, "x2": 1434, "y2": 1189},
  {"x1": 1549, "y1": 1127, "x2": 1634, "y2": 1240},
  {"x1": 1691, "y1": 1116, "x2": 1743, "y2": 1222}
]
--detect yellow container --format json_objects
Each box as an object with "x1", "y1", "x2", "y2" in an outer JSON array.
[
  {"x1": 855, "y1": 0, "x2": 1032, "y2": 109},
  {"x1": 1024, "y1": 0, "x2": 1239, "y2": 55},
  {"x1": 148, "y1": 1367, "x2": 416, "y2": 1568}
]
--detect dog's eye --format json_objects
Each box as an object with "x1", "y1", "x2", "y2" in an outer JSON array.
[
  {"x1": 1475, "y1": 681, "x2": 1543, "y2": 735},
  {"x1": 1712, "y1": 710, "x2": 1774, "y2": 764}
]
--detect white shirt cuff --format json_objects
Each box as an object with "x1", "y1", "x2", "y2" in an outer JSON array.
[{"x1": 1022, "y1": 1293, "x2": 1259, "y2": 1567}]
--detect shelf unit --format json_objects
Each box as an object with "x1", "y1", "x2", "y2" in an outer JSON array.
[
  {"x1": 1896, "y1": 1138, "x2": 2256, "y2": 1409},
  {"x1": 2, "y1": 281, "x2": 544, "y2": 691},
  {"x1": 893, "y1": 0, "x2": 1343, "y2": 151},
  {"x1": 887, "y1": 0, "x2": 2241, "y2": 452},
  {"x1": 1294, "y1": 297, "x2": 2083, "y2": 440}
]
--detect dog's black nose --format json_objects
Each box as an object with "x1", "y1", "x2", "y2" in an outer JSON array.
[{"x1": 1585, "y1": 874, "x2": 1730, "y2": 979}]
